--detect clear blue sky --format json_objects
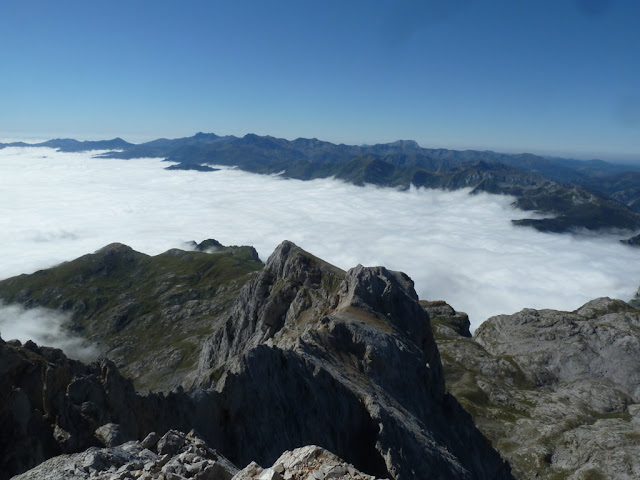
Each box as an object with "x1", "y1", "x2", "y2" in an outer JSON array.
[{"x1": 1, "y1": 0, "x2": 639, "y2": 160}]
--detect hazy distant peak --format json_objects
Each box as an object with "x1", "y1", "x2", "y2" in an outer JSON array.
[
  {"x1": 387, "y1": 139, "x2": 421, "y2": 149},
  {"x1": 193, "y1": 132, "x2": 219, "y2": 140}
]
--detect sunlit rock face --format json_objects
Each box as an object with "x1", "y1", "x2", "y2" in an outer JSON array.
[{"x1": 436, "y1": 297, "x2": 640, "y2": 479}]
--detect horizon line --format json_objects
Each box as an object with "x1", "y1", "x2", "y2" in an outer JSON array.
[{"x1": 1, "y1": 131, "x2": 638, "y2": 165}]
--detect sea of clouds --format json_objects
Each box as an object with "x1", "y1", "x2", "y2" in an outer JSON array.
[
  {"x1": 0, "y1": 302, "x2": 98, "y2": 361},
  {"x1": 0, "y1": 146, "x2": 639, "y2": 354}
]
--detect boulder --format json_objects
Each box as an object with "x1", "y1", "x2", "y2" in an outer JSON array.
[
  {"x1": 95, "y1": 423, "x2": 124, "y2": 447},
  {"x1": 232, "y1": 445, "x2": 384, "y2": 480}
]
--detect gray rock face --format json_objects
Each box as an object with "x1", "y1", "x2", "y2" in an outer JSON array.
[
  {"x1": 0, "y1": 336, "x2": 208, "y2": 480},
  {"x1": 475, "y1": 297, "x2": 640, "y2": 397},
  {"x1": 435, "y1": 298, "x2": 640, "y2": 479},
  {"x1": 94, "y1": 424, "x2": 124, "y2": 448},
  {"x1": 195, "y1": 241, "x2": 344, "y2": 375},
  {"x1": 195, "y1": 241, "x2": 511, "y2": 480},
  {"x1": 0, "y1": 338, "x2": 141, "y2": 480},
  {"x1": 421, "y1": 300, "x2": 471, "y2": 338}
]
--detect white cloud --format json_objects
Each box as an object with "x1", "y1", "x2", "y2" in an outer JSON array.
[
  {"x1": 0, "y1": 146, "x2": 638, "y2": 343},
  {"x1": 0, "y1": 302, "x2": 98, "y2": 361}
]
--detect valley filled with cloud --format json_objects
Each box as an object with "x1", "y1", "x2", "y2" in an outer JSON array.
[{"x1": 1, "y1": 146, "x2": 638, "y2": 350}]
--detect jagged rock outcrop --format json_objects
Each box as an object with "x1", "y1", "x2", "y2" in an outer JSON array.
[
  {"x1": 12, "y1": 429, "x2": 238, "y2": 480},
  {"x1": 0, "y1": 336, "x2": 137, "y2": 479},
  {"x1": 621, "y1": 232, "x2": 640, "y2": 246},
  {"x1": 475, "y1": 297, "x2": 640, "y2": 396},
  {"x1": 0, "y1": 334, "x2": 214, "y2": 480},
  {"x1": 421, "y1": 300, "x2": 471, "y2": 338},
  {"x1": 434, "y1": 297, "x2": 640, "y2": 479},
  {"x1": 0, "y1": 241, "x2": 512, "y2": 480},
  {"x1": 194, "y1": 241, "x2": 511, "y2": 479}
]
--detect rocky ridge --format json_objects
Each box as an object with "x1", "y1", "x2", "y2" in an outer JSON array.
[
  {"x1": 6, "y1": 238, "x2": 640, "y2": 479},
  {"x1": 177, "y1": 241, "x2": 511, "y2": 479},
  {"x1": 0, "y1": 241, "x2": 512, "y2": 480},
  {"x1": 0, "y1": 240, "x2": 263, "y2": 391}
]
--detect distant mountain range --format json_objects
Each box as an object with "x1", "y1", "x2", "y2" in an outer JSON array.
[{"x1": 3, "y1": 132, "x2": 640, "y2": 238}]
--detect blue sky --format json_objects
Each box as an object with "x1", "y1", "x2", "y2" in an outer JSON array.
[{"x1": 1, "y1": 0, "x2": 639, "y2": 160}]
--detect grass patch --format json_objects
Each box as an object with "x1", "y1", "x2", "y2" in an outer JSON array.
[{"x1": 0, "y1": 243, "x2": 263, "y2": 390}]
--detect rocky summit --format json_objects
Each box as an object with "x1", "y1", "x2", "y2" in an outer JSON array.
[{"x1": 0, "y1": 240, "x2": 511, "y2": 480}]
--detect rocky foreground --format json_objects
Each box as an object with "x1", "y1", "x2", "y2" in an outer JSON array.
[
  {"x1": 0, "y1": 241, "x2": 511, "y2": 480},
  {"x1": 3, "y1": 239, "x2": 640, "y2": 479},
  {"x1": 12, "y1": 428, "x2": 383, "y2": 480}
]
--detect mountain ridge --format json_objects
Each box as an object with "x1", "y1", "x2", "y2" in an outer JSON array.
[
  {"x1": 0, "y1": 240, "x2": 263, "y2": 391},
  {"x1": 3, "y1": 132, "x2": 640, "y2": 237},
  {"x1": 3, "y1": 240, "x2": 640, "y2": 478},
  {"x1": 0, "y1": 240, "x2": 513, "y2": 479}
]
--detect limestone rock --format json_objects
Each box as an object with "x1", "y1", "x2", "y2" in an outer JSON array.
[
  {"x1": 157, "y1": 430, "x2": 187, "y2": 455},
  {"x1": 194, "y1": 241, "x2": 511, "y2": 479},
  {"x1": 437, "y1": 297, "x2": 640, "y2": 479},
  {"x1": 232, "y1": 445, "x2": 384, "y2": 480},
  {"x1": 95, "y1": 423, "x2": 124, "y2": 447},
  {"x1": 140, "y1": 431, "x2": 160, "y2": 450},
  {"x1": 0, "y1": 338, "x2": 139, "y2": 479},
  {"x1": 421, "y1": 300, "x2": 471, "y2": 338},
  {"x1": 475, "y1": 297, "x2": 640, "y2": 396},
  {"x1": 12, "y1": 429, "x2": 237, "y2": 480}
]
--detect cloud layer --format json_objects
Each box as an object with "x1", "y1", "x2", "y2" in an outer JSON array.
[
  {"x1": 0, "y1": 302, "x2": 98, "y2": 361},
  {"x1": 0, "y1": 147, "x2": 639, "y2": 344}
]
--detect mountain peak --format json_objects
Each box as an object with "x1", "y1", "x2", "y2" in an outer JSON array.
[
  {"x1": 0, "y1": 241, "x2": 512, "y2": 479},
  {"x1": 193, "y1": 132, "x2": 219, "y2": 140},
  {"x1": 387, "y1": 139, "x2": 421, "y2": 149}
]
